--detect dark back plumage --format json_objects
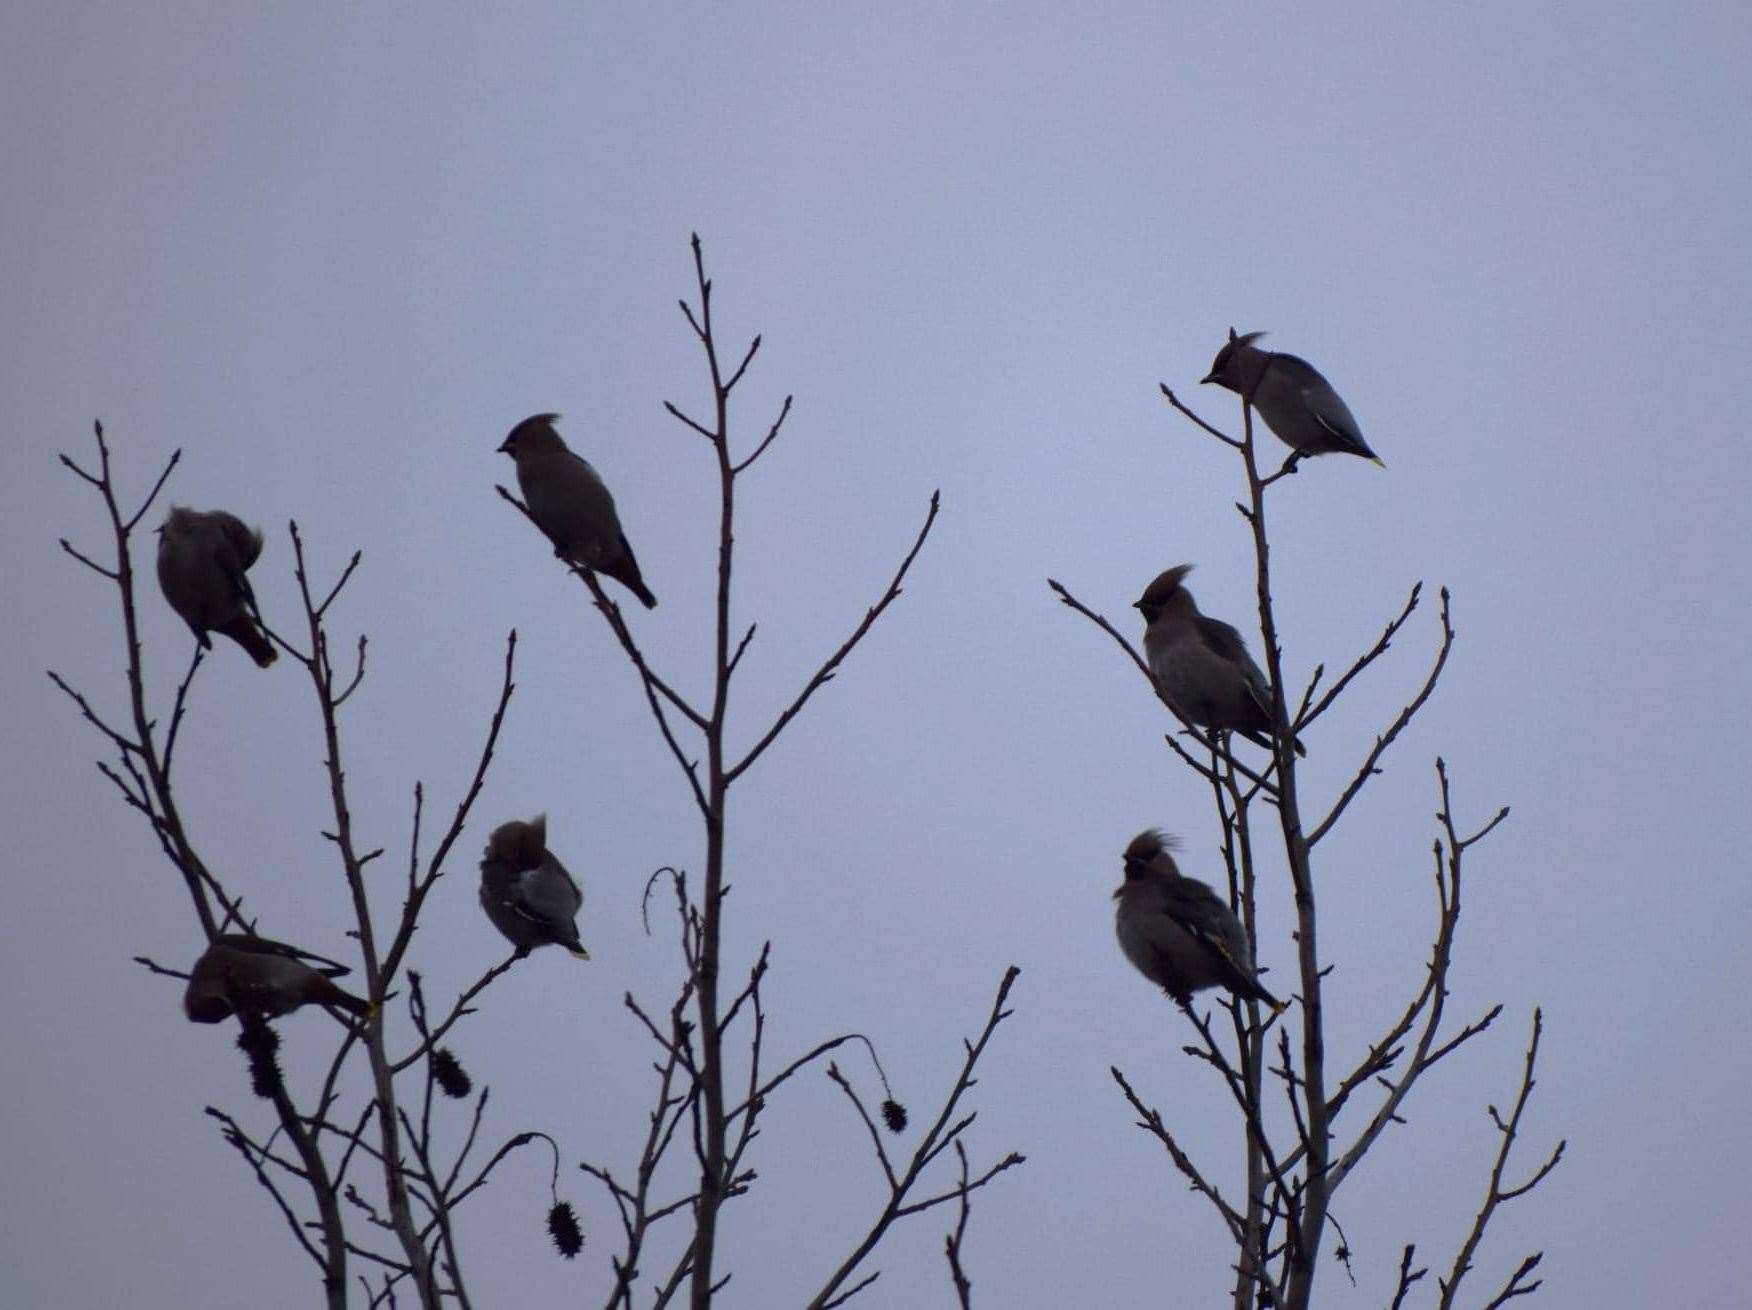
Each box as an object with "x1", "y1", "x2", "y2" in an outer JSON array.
[{"x1": 479, "y1": 816, "x2": 587, "y2": 957}]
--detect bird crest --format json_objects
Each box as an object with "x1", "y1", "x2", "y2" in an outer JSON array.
[
  {"x1": 1204, "y1": 329, "x2": 1269, "y2": 384},
  {"x1": 1123, "y1": 828, "x2": 1180, "y2": 876},
  {"x1": 499, "y1": 413, "x2": 565, "y2": 455},
  {"x1": 484, "y1": 815, "x2": 549, "y2": 871},
  {"x1": 1136, "y1": 564, "x2": 1195, "y2": 613}
]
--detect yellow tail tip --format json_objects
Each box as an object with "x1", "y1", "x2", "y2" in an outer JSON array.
[
  {"x1": 569, "y1": 947, "x2": 591, "y2": 961},
  {"x1": 1368, "y1": 455, "x2": 1388, "y2": 469}
]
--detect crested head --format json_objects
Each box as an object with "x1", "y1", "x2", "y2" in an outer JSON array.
[
  {"x1": 484, "y1": 815, "x2": 548, "y2": 870},
  {"x1": 1202, "y1": 329, "x2": 1268, "y2": 389},
  {"x1": 1125, "y1": 828, "x2": 1178, "y2": 863},
  {"x1": 1134, "y1": 563, "x2": 1195, "y2": 620},
  {"x1": 159, "y1": 504, "x2": 197, "y2": 536},
  {"x1": 1121, "y1": 828, "x2": 1180, "y2": 884},
  {"x1": 499, "y1": 413, "x2": 566, "y2": 457}
]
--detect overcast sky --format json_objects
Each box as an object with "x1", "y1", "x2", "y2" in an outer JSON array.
[{"x1": 5, "y1": 3, "x2": 1750, "y2": 1306}]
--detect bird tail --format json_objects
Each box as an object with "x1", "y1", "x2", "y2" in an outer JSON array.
[
  {"x1": 568, "y1": 946, "x2": 591, "y2": 962},
  {"x1": 1249, "y1": 980, "x2": 1286, "y2": 1014},
  {"x1": 1367, "y1": 454, "x2": 1388, "y2": 470},
  {"x1": 319, "y1": 979, "x2": 374, "y2": 1018},
  {"x1": 610, "y1": 536, "x2": 658, "y2": 609},
  {"x1": 218, "y1": 615, "x2": 277, "y2": 667},
  {"x1": 1239, "y1": 727, "x2": 1306, "y2": 759}
]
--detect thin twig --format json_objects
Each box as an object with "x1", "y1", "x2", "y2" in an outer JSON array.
[
  {"x1": 806, "y1": 967, "x2": 1025, "y2": 1309},
  {"x1": 1438, "y1": 1010, "x2": 1563, "y2": 1309},
  {"x1": 727, "y1": 491, "x2": 940, "y2": 784}
]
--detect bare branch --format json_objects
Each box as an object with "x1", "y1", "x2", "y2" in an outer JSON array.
[
  {"x1": 818, "y1": 1272, "x2": 881, "y2": 1309},
  {"x1": 207, "y1": 1107, "x2": 326, "y2": 1270},
  {"x1": 806, "y1": 967, "x2": 1023, "y2": 1310},
  {"x1": 160, "y1": 645, "x2": 206, "y2": 777},
  {"x1": 827, "y1": 1062, "x2": 899, "y2": 1190},
  {"x1": 59, "y1": 536, "x2": 119, "y2": 578},
  {"x1": 390, "y1": 952, "x2": 522, "y2": 1073},
  {"x1": 730, "y1": 394, "x2": 792, "y2": 475},
  {"x1": 726, "y1": 622, "x2": 758, "y2": 679},
  {"x1": 381, "y1": 630, "x2": 520, "y2": 984},
  {"x1": 316, "y1": 549, "x2": 365, "y2": 619},
  {"x1": 1308, "y1": 588, "x2": 1454, "y2": 847},
  {"x1": 727, "y1": 491, "x2": 939, "y2": 784},
  {"x1": 942, "y1": 1141, "x2": 975, "y2": 1310},
  {"x1": 1110, "y1": 1065, "x2": 1244, "y2": 1240},
  {"x1": 46, "y1": 669, "x2": 139, "y2": 756},
  {"x1": 1389, "y1": 1243, "x2": 1428, "y2": 1310},
  {"x1": 1160, "y1": 384, "x2": 1244, "y2": 448},
  {"x1": 1438, "y1": 1010, "x2": 1563, "y2": 1309},
  {"x1": 663, "y1": 399, "x2": 718, "y2": 442},
  {"x1": 1297, "y1": 582, "x2": 1422, "y2": 731},
  {"x1": 1482, "y1": 1253, "x2": 1547, "y2": 1308},
  {"x1": 122, "y1": 447, "x2": 182, "y2": 532},
  {"x1": 723, "y1": 334, "x2": 762, "y2": 394}
]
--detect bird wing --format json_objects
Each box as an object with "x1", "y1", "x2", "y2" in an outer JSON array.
[
  {"x1": 200, "y1": 515, "x2": 264, "y2": 613},
  {"x1": 515, "y1": 858, "x2": 583, "y2": 932},
  {"x1": 521, "y1": 449, "x2": 620, "y2": 563},
  {"x1": 211, "y1": 512, "x2": 265, "y2": 571},
  {"x1": 1156, "y1": 881, "x2": 1259, "y2": 995},
  {"x1": 1272, "y1": 354, "x2": 1367, "y2": 448},
  {"x1": 1194, "y1": 615, "x2": 1273, "y2": 719},
  {"x1": 213, "y1": 933, "x2": 352, "y2": 977}
]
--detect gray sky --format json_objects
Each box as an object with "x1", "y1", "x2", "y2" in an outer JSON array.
[{"x1": 5, "y1": 3, "x2": 1750, "y2": 1306}]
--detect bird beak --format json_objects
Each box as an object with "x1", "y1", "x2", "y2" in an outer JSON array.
[
  {"x1": 496, "y1": 438, "x2": 514, "y2": 454},
  {"x1": 1198, "y1": 370, "x2": 1218, "y2": 385}
]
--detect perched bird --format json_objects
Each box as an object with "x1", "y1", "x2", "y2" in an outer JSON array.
[
  {"x1": 498, "y1": 414, "x2": 657, "y2": 608},
  {"x1": 1113, "y1": 830, "x2": 1281, "y2": 1009},
  {"x1": 1135, "y1": 564, "x2": 1305, "y2": 758},
  {"x1": 1201, "y1": 328, "x2": 1383, "y2": 466},
  {"x1": 479, "y1": 815, "x2": 589, "y2": 959},
  {"x1": 156, "y1": 507, "x2": 277, "y2": 666},
  {"x1": 184, "y1": 934, "x2": 372, "y2": 1023}
]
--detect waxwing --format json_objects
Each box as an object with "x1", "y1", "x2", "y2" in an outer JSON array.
[
  {"x1": 1113, "y1": 830, "x2": 1280, "y2": 1009},
  {"x1": 479, "y1": 815, "x2": 589, "y2": 959},
  {"x1": 156, "y1": 507, "x2": 277, "y2": 666},
  {"x1": 499, "y1": 414, "x2": 657, "y2": 608},
  {"x1": 1135, "y1": 564, "x2": 1305, "y2": 757},
  {"x1": 1202, "y1": 329, "x2": 1383, "y2": 465},
  {"x1": 184, "y1": 934, "x2": 371, "y2": 1023}
]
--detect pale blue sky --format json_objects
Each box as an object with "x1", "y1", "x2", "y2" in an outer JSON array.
[{"x1": 5, "y1": 4, "x2": 1749, "y2": 1306}]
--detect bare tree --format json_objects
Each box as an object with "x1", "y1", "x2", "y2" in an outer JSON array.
[
  {"x1": 1051, "y1": 378, "x2": 1563, "y2": 1308},
  {"x1": 499, "y1": 237, "x2": 1022, "y2": 1308},
  {"x1": 56, "y1": 238, "x2": 1022, "y2": 1307},
  {"x1": 53, "y1": 424, "x2": 558, "y2": 1308}
]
